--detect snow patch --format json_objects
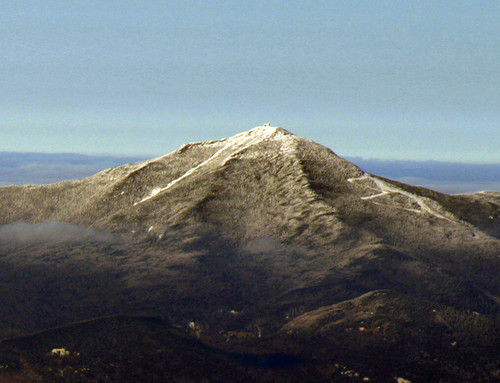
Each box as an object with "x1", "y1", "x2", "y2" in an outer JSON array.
[
  {"x1": 134, "y1": 187, "x2": 162, "y2": 205},
  {"x1": 250, "y1": 124, "x2": 280, "y2": 135},
  {"x1": 51, "y1": 348, "x2": 70, "y2": 357}
]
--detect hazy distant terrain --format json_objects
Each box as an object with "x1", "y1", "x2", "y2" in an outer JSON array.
[
  {"x1": 347, "y1": 157, "x2": 500, "y2": 194},
  {"x1": 0, "y1": 152, "x2": 144, "y2": 186},
  {"x1": 1, "y1": 151, "x2": 497, "y2": 194},
  {"x1": 0, "y1": 127, "x2": 498, "y2": 382}
]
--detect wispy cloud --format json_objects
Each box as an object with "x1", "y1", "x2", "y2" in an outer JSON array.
[
  {"x1": 244, "y1": 237, "x2": 285, "y2": 254},
  {"x1": 0, "y1": 221, "x2": 125, "y2": 244}
]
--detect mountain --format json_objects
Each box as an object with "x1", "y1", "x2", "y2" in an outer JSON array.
[
  {"x1": 0, "y1": 315, "x2": 256, "y2": 383},
  {"x1": 0, "y1": 126, "x2": 499, "y2": 382}
]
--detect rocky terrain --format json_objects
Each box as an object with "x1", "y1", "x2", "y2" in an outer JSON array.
[{"x1": 0, "y1": 126, "x2": 498, "y2": 382}]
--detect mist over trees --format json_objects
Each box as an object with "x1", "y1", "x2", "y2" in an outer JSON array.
[{"x1": 0, "y1": 221, "x2": 125, "y2": 244}]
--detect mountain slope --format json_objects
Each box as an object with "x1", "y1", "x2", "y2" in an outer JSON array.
[
  {"x1": 0, "y1": 316, "x2": 256, "y2": 383},
  {"x1": 0, "y1": 126, "x2": 499, "y2": 381},
  {"x1": 1, "y1": 126, "x2": 497, "y2": 242},
  {"x1": 279, "y1": 290, "x2": 499, "y2": 382}
]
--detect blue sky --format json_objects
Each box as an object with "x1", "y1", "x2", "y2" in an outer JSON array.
[{"x1": 1, "y1": 1, "x2": 499, "y2": 162}]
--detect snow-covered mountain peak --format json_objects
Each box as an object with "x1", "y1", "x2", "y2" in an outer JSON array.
[
  {"x1": 248, "y1": 124, "x2": 291, "y2": 137},
  {"x1": 129, "y1": 126, "x2": 298, "y2": 206}
]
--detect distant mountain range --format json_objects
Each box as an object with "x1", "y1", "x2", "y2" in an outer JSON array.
[
  {"x1": 345, "y1": 157, "x2": 500, "y2": 194},
  {"x1": 0, "y1": 126, "x2": 498, "y2": 382},
  {"x1": 0, "y1": 152, "x2": 144, "y2": 186}
]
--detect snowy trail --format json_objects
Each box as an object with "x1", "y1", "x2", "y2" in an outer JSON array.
[
  {"x1": 347, "y1": 174, "x2": 370, "y2": 183},
  {"x1": 349, "y1": 172, "x2": 458, "y2": 222},
  {"x1": 361, "y1": 191, "x2": 390, "y2": 200},
  {"x1": 370, "y1": 176, "x2": 456, "y2": 222},
  {"x1": 134, "y1": 126, "x2": 287, "y2": 206}
]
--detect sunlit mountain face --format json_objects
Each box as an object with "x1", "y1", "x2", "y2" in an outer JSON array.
[{"x1": 0, "y1": 126, "x2": 499, "y2": 382}]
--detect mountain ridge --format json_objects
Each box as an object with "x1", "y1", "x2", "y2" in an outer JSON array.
[
  {"x1": 2, "y1": 126, "x2": 497, "y2": 237},
  {"x1": 0, "y1": 126, "x2": 499, "y2": 382}
]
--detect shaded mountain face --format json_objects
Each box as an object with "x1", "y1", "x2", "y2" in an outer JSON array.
[
  {"x1": 0, "y1": 316, "x2": 256, "y2": 383},
  {"x1": 0, "y1": 126, "x2": 499, "y2": 382}
]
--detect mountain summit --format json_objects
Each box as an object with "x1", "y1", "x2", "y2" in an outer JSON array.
[{"x1": 0, "y1": 126, "x2": 499, "y2": 382}]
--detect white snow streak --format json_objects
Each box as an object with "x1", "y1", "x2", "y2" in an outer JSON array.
[
  {"x1": 134, "y1": 187, "x2": 162, "y2": 205},
  {"x1": 134, "y1": 126, "x2": 287, "y2": 206},
  {"x1": 356, "y1": 174, "x2": 457, "y2": 222},
  {"x1": 361, "y1": 191, "x2": 390, "y2": 200},
  {"x1": 347, "y1": 174, "x2": 369, "y2": 183},
  {"x1": 372, "y1": 177, "x2": 456, "y2": 221}
]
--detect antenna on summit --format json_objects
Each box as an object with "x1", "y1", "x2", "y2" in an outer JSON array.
[{"x1": 263, "y1": 122, "x2": 271, "y2": 127}]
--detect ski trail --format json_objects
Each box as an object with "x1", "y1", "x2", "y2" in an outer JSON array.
[
  {"x1": 134, "y1": 126, "x2": 283, "y2": 206},
  {"x1": 351, "y1": 172, "x2": 458, "y2": 223}
]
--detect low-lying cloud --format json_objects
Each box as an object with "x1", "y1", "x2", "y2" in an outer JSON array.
[
  {"x1": 0, "y1": 221, "x2": 124, "y2": 244},
  {"x1": 244, "y1": 237, "x2": 285, "y2": 254}
]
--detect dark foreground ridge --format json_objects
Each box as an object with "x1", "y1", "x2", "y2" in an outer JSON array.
[{"x1": 0, "y1": 126, "x2": 499, "y2": 382}]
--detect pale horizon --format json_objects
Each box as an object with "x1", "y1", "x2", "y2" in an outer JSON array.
[{"x1": 1, "y1": 1, "x2": 499, "y2": 162}]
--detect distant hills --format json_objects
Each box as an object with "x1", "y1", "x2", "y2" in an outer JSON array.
[
  {"x1": 346, "y1": 157, "x2": 500, "y2": 194},
  {"x1": 0, "y1": 126, "x2": 498, "y2": 382},
  {"x1": 0, "y1": 152, "x2": 144, "y2": 187}
]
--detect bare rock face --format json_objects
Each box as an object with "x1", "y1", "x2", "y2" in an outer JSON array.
[{"x1": 0, "y1": 126, "x2": 499, "y2": 382}]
